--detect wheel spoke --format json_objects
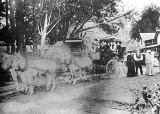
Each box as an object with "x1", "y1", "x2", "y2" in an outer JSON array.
[{"x1": 106, "y1": 60, "x2": 120, "y2": 79}]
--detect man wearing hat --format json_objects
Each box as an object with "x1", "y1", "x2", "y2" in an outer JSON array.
[{"x1": 134, "y1": 50, "x2": 143, "y2": 75}]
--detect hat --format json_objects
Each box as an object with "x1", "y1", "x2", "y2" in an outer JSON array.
[{"x1": 146, "y1": 50, "x2": 151, "y2": 53}]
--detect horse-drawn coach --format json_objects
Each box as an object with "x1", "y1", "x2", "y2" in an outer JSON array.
[{"x1": 0, "y1": 38, "x2": 127, "y2": 95}]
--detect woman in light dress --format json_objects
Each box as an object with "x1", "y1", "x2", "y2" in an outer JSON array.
[{"x1": 145, "y1": 50, "x2": 155, "y2": 76}]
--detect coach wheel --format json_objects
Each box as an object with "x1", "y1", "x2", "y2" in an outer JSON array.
[
  {"x1": 106, "y1": 60, "x2": 120, "y2": 79},
  {"x1": 122, "y1": 60, "x2": 128, "y2": 75}
]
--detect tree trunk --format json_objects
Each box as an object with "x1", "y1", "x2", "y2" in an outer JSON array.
[
  {"x1": 6, "y1": 42, "x2": 10, "y2": 53},
  {"x1": 33, "y1": 38, "x2": 38, "y2": 55},
  {"x1": 40, "y1": 13, "x2": 48, "y2": 57},
  {"x1": 40, "y1": 33, "x2": 46, "y2": 57},
  {"x1": 6, "y1": 0, "x2": 9, "y2": 53},
  {"x1": 32, "y1": 4, "x2": 38, "y2": 56},
  {"x1": 63, "y1": 21, "x2": 69, "y2": 41},
  {"x1": 33, "y1": 25, "x2": 38, "y2": 55},
  {"x1": 11, "y1": 41, "x2": 15, "y2": 54},
  {"x1": 19, "y1": 35, "x2": 23, "y2": 54}
]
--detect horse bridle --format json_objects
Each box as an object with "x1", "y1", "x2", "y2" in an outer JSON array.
[{"x1": 2, "y1": 56, "x2": 14, "y2": 70}]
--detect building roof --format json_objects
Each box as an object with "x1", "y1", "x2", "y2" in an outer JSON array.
[
  {"x1": 144, "y1": 43, "x2": 160, "y2": 48},
  {"x1": 140, "y1": 33, "x2": 156, "y2": 41},
  {"x1": 64, "y1": 39, "x2": 83, "y2": 43},
  {"x1": 83, "y1": 21, "x2": 112, "y2": 39}
]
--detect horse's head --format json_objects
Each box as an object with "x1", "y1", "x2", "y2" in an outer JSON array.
[
  {"x1": 12, "y1": 53, "x2": 28, "y2": 71},
  {"x1": 1, "y1": 53, "x2": 14, "y2": 70},
  {"x1": 61, "y1": 52, "x2": 72, "y2": 66},
  {"x1": 11, "y1": 54, "x2": 20, "y2": 70}
]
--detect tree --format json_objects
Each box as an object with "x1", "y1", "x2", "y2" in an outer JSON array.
[
  {"x1": 35, "y1": 0, "x2": 63, "y2": 56},
  {"x1": 130, "y1": 4, "x2": 160, "y2": 39},
  {"x1": 1, "y1": 0, "x2": 131, "y2": 57},
  {"x1": 0, "y1": 0, "x2": 5, "y2": 27},
  {"x1": 57, "y1": 0, "x2": 120, "y2": 40},
  {"x1": 140, "y1": 4, "x2": 160, "y2": 32},
  {"x1": 26, "y1": 0, "x2": 130, "y2": 57}
]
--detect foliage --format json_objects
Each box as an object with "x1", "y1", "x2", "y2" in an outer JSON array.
[
  {"x1": 130, "y1": 4, "x2": 160, "y2": 39},
  {"x1": 54, "y1": 0, "x2": 120, "y2": 41},
  {"x1": 125, "y1": 39, "x2": 144, "y2": 52},
  {"x1": 131, "y1": 84, "x2": 160, "y2": 114},
  {"x1": 0, "y1": 0, "x2": 128, "y2": 55},
  {"x1": 0, "y1": 1, "x2": 5, "y2": 17},
  {"x1": 140, "y1": 4, "x2": 160, "y2": 32},
  {"x1": 0, "y1": 1, "x2": 6, "y2": 28}
]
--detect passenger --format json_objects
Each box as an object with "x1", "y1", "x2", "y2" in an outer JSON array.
[
  {"x1": 116, "y1": 42, "x2": 122, "y2": 53},
  {"x1": 99, "y1": 40, "x2": 111, "y2": 63},
  {"x1": 110, "y1": 41, "x2": 117, "y2": 52},
  {"x1": 99, "y1": 40, "x2": 107, "y2": 60},
  {"x1": 105, "y1": 41, "x2": 110, "y2": 51},
  {"x1": 126, "y1": 51, "x2": 136, "y2": 77},
  {"x1": 116, "y1": 42, "x2": 123, "y2": 58}
]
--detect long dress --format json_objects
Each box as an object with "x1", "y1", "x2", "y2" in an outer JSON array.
[
  {"x1": 127, "y1": 55, "x2": 136, "y2": 77},
  {"x1": 145, "y1": 52, "x2": 155, "y2": 76}
]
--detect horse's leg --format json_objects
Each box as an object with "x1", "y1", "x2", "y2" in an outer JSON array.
[
  {"x1": 27, "y1": 85, "x2": 34, "y2": 95},
  {"x1": 79, "y1": 69, "x2": 83, "y2": 80},
  {"x1": 82, "y1": 69, "x2": 89, "y2": 81},
  {"x1": 50, "y1": 74, "x2": 56, "y2": 91},
  {"x1": 14, "y1": 71, "x2": 22, "y2": 91},
  {"x1": 46, "y1": 73, "x2": 52, "y2": 91},
  {"x1": 72, "y1": 71, "x2": 78, "y2": 85},
  {"x1": 69, "y1": 69, "x2": 74, "y2": 84},
  {"x1": 18, "y1": 72, "x2": 29, "y2": 93}
]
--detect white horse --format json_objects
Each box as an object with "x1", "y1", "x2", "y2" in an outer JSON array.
[
  {"x1": 10, "y1": 53, "x2": 57, "y2": 94},
  {"x1": 67, "y1": 54, "x2": 93, "y2": 84}
]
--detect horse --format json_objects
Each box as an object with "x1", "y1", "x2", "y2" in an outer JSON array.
[
  {"x1": 66, "y1": 53, "x2": 93, "y2": 84},
  {"x1": 12, "y1": 53, "x2": 57, "y2": 73},
  {"x1": 0, "y1": 52, "x2": 15, "y2": 70},
  {"x1": 4, "y1": 53, "x2": 57, "y2": 94},
  {"x1": 68, "y1": 63, "x2": 92, "y2": 85},
  {"x1": 17, "y1": 68, "x2": 55, "y2": 95}
]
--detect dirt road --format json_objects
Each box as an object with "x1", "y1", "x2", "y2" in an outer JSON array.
[{"x1": 0, "y1": 66, "x2": 160, "y2": 114}]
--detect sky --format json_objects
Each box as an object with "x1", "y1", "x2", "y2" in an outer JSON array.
[
  {"x1": 121, "y1": 0, "x2": 160, "y2": 12},
  {"x1": 114, "y1": 0, "x2": 160, "y2": 41}
]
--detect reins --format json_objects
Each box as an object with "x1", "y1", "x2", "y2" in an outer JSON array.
[
  {"x1": 69, "y1": 53, "x2": 85, "y2": 69},
  {"x1": 14, "y1": 54, "x2": 39, "y2": 72}
]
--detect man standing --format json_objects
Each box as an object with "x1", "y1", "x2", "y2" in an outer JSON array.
[{"x1": 134, "y1": 50, "x2": 143, "y2": 75}]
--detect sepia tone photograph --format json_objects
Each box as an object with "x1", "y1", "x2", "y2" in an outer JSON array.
[{"x1": 1, "y1": 0, "x2": 160, "y2": 114}]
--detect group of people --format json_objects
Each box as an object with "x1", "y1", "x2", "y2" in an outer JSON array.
[
  {"x1": 99, "y1": 40, "x2": 122, "y2": 61},
  {"x1": 126, "y1": 50, "x2": 155, "y2": 77}
]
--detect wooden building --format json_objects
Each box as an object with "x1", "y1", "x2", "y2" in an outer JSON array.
[{"x1": 140, "y1": 32, "x2": 160, "y2": 52}]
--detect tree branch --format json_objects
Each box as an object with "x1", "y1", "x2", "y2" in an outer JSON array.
[
  {"x1": 38, "y1": 21, "x2": 42, "y2": 35},
  {"x1": 46, "y1": 18, "x2": 61, "y2": 35},
  {"x1": 74, "y1": 16, "x2": 91, "y2": 35},
  {"x1": 69, "y1": 14, "x2": 83, "y2": 37},
  {"x1": 77, "y1": 11, "x2": 133, "y2": 33}
]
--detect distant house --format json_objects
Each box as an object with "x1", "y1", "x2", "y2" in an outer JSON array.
[
  {"x1": 140, "y1": 32, "x2": 160, "y2": 52},
  {"x1": 64, "y1": 19, "x2": 113, "y2": 56},
  {"x1": 82, "y1": 20, "x2": 112, "y2": 40}
]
